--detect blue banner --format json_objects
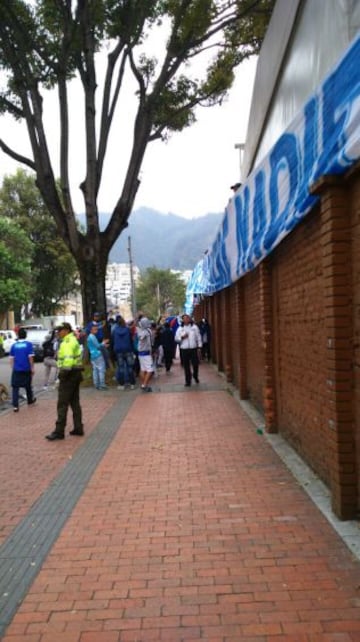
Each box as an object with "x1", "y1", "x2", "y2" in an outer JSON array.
[{"x1": 185, "y1": 33, "x2": 360, "y2": 313}]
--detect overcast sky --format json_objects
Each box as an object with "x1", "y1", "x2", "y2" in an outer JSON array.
[
  {"x1": 137, "y1": 57, "x2": 257, "y2": 218},
  {"x1": 0, "y1": 57, "x2": 257, "y2": 221}
]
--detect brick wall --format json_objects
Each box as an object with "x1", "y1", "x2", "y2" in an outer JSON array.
[
  {"x1": 351, "y1": 175, "x2": 360, "y2": 507},
  {"x1": 272, "y1": 209, "x2": 329, "y2": 483},
  {"x1": 197, "y1": 165, "x2": 360, "y2": 519},
  {"x1": 243, "y1": 268, "x2": 264, "y2": 411}
]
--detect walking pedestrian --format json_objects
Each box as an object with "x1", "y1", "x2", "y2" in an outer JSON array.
[
  {"x1": 45, "y1": 322, "x2": 84, "y2": 441},
  {"x1": 198, "y1": 318, "x2": 211, "y2": 361},
  {"x1": 152, "y1": 323, "x2": 163, "y2": 375},
  {"x1": 175, "y1": 314, "x2": 202, "y2": 387},
  {"x1": 42, "y1": 330, "x2": 59, "y2": 388},
  {"x1": 136, "y1": 315, "x2": 154, "y2": 392},
  {"x1": 160, "y1": 322, "x2": 176, "y2": 373},
  {"x1": 9, "y1": 328, "x2": 36, "y2": 412}
]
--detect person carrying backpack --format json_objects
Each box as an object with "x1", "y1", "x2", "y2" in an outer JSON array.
[{"x1": 42, "y1": 330, "x2": 59, "y2": 389}]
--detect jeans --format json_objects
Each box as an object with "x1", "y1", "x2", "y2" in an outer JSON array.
[
  {"x1": 116, "y1": 351, "x2": 135, "y2": 385},
  {"x1": 99, "y1": 343, "x2": 111, "y2": 368},
  {"x1": 43, "y1": 356, "x2": 58, "y2": 386},
  {"x1": 91, "y1": 354, "x2": 106, "y2": 388}
]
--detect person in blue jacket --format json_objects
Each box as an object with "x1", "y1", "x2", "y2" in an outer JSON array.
[
  {"x1": 111, "y1": 316, "x2": 136, "y2": 389},
  {"x1": 87, "y1": 322, "x2": 108, "y2": 390},
  {"x1": 9, "y1": 328, "x2": 36, "y2": 412}
]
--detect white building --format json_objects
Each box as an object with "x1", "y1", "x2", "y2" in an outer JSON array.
[
  {"x1": 106, "y1": 262, "x2": 140, "y2": 309},
  {"x1": 171, "y1": 269, "x2": 193, "y2": 285}
]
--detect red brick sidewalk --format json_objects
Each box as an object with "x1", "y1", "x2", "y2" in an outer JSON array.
[
  {"x1": 0, "y1": 390, "x2": 117, "y2": 546},
  {"x1": 1, "y1": 362, "x2": 360, "y2": 641}
]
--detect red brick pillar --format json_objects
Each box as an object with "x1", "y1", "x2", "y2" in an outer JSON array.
[
  {"x1": 312, "y1": 176, "x2": 356, "y2": 519},
  {"x1": 207, "y1": 296, "x2": 215, "y2": 362},
  {"x1": 235, "y1": 279, "x2": 248, "y2": 398},
  {"x1": 216, "y1": 291, "x2": 226, "y2": 372},
  {"x1": 260, "y1": 259, "x2": 277, "y2": 433},
  {"x1": 223, "y1": 287, "x2": 233, "y2": 382},
  {"x1": 213, "y1": 293, "x2": 222, "y2": 369},
  {"x1": 231, "y1": 280, "x2": 243, "y2": 392}
]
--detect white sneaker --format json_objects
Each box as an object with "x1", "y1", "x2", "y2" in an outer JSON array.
[
  {"x1": 117, "y1": 385, "x2": 125, "y2": 390},
  {"x1": 130, "y1": 385, "x2": 135, "y2": 390}
]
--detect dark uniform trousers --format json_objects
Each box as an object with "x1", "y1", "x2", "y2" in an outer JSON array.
[{"x1": 55, "y1": 370, "x2": 83, "y2": 436}]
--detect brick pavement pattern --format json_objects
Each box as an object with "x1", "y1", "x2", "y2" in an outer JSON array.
[
  {"x1": 0, "y1": 392, "x2": 118, "y2": 546},
  {"x1": 1, "y1": 362, "x2": 360, "y2": 641}
]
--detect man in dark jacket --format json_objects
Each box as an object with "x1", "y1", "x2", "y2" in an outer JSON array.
[
  {"x1": 160, "y1": 322, "x2": 176, "y2": 373},
  {"x1": 111, "y1": 316, "x2": 136, "y2": 389},
  {"x1": 198, "y1": 318, "x2": 211, "y2": 361}
]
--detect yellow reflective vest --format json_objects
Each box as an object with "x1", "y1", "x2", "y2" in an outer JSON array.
[{"x1": 57, "y1": 332, "x2": 83, "y2": 371}]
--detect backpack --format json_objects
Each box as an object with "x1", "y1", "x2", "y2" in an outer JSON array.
[{"x1": 43, "y1": 339, "x2": 55, "y2": 358}]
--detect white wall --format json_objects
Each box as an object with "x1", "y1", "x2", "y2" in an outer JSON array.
[{"x1": 242, "y1": 0, "x2": 360, "y2": 178}]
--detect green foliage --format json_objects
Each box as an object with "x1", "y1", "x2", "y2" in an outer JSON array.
[
  {"x1": 0, "y1": 0, "x2": 275, "y2": 317},
  {"x1": 0, "y1": 169, "x2": 79, "y2": 316},
  {"x1": 0, "y1": 0, "x2": 274, "y2": 136},
  {"x1": 0, "y1": 217, "x2": 32, "y2": 313},
  {"x1": 136, "y1": 267, "x2": 186, "y2": 319}
]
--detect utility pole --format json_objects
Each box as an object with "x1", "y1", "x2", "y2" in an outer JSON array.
[
  {"x1": 127, "y1": 236, "x2": 137, "y2": 318},
  {"x1": 156, "y1": 283, "x2": 161, "y2": 318}
]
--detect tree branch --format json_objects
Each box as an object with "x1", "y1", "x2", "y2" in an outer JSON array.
[
  {"x1": 58, "y1": 76, "x2": 78, "y2": 242},
  {"x1": 127, "y1": 46, "x2": 147, "y2": 101},
  {"x1": 0, "y1": 138, "x2": 35, "y2": 170},
  {"x1": 97, "y1": 43, "x2": 128, "y2": 191},
  {"x1": 76, "y1": 0, "x2": 99, "y2": 233},
  {"x1": 0, "y1": 96, "x2": 24, "y2": 119}
]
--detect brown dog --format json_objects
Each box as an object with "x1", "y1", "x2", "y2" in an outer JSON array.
[{"x1": 0, "y1": 383, "x2": 9, "y2": 403}]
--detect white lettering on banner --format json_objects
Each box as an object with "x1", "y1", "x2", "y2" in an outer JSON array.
[{"x1": 185, "y1": 33, "x2": 360, "y2": 313}]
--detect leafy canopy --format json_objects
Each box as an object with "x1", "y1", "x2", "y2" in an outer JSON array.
[
  {"x1": 0, "y1": 0, "x2": 274, "y2": 319},
  {"x1": 0, "y1": 217, "x2": 33, "y2": 313},
  {"x1": 0, "y1": 169, "x2": 79, "y2": 316},
  {"x1": 0, "y1": 0, "x2": 274, "y2": 198},
  {"x1": 136, "y1": 267, "x2": 186, "y2": 320}
]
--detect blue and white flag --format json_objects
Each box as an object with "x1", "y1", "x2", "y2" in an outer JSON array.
[{"x1": 185, "y1": 33, "x2": 360, "y2": 313}]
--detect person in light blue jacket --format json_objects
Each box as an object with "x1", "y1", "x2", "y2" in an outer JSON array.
[{"x1": 87, "y1": 323, "x2": 108, "y2": 390}]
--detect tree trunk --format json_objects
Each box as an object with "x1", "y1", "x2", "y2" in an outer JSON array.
[{"x1": 76, "y1": 248, "x2": 109, "y2": 325}]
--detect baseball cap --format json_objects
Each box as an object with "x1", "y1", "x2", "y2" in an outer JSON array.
[{"x1": 55, "y1": 322, "x2": 72, "y2": 332}]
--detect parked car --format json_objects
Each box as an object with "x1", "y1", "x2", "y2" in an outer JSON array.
[
  {"x1": 19, "y1": 324, "x2": 44, "y2": 331},
  {"x1": 0, "y1": 330, "x2": 17, "y2": 355},
  {"x1": 25, "y1": 329, "x2": 51, "y2": 362}
]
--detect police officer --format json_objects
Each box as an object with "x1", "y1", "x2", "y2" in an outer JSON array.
[{"x1": 45, "y1": 322, "x2": 84, "y2": 441}]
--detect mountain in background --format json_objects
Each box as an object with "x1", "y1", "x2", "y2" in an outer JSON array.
[{"x1": 79, "y1": 207, "x2": 223, "y2": 270}]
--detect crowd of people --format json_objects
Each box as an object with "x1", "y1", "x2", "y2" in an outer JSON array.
[
  {"x1": 7, "y1": 311, "x2": 211, "y2": 441},
  {"x1": 83, "y1": 311, "x2": 211, "y2": 394}
]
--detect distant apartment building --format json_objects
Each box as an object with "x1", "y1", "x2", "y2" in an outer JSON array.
[
  {"x1": 106, "y1": 262, "x2": 141, "y2": 309},
  {"x1": 171, "y1": 269, "x2": 193, "y2": 285}
]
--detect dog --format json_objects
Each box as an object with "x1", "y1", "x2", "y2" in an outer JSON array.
[{"x1": 0, "y1": 383, "x2": 9, "y2": 403}]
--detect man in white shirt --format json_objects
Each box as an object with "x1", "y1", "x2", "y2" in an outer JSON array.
[{"x1": 175, "y1": 314, "x2": 202, "y2": 387}]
